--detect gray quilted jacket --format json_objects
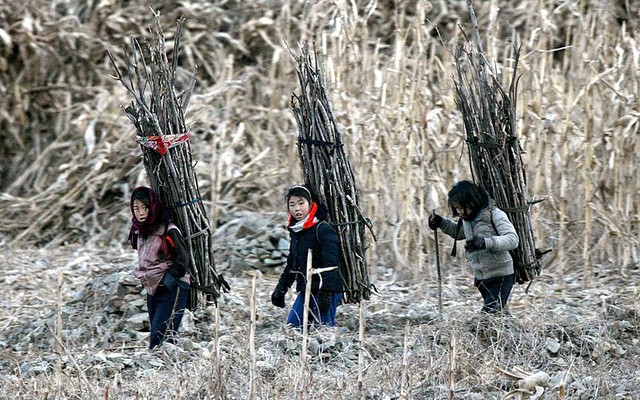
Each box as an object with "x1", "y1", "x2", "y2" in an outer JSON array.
[{"x1": 439, "y1": 206, "x2": 519, "y2": 280}]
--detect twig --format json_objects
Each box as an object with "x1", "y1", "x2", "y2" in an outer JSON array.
[
  {"x1": 45, "y1": 323, "x2": 98, "y2": 398},
  {"x1": 300, "y1": 249, "x2": 313, "y2": 399},
  {"x1": 249, "y1": 274, "x2": 257, "y2": 399}
]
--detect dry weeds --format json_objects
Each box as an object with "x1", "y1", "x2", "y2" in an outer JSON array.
[
  {"x1": 1, "y1": 0, "x2": 639, "y2": 398},
  {"x1": 2, "y1": 233, "x2": 639, "y2": 399}
]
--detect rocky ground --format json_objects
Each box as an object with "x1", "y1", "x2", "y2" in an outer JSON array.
[{"x1": 2, "y1": 212, "x2": 639, "y2": 399}]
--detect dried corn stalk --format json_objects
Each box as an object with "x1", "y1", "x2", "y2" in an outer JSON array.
[
  {"x1": 108, "y1": 13, "x2": 228, "y2": 308},
  {"x1": 290, "y1": 43, "x2": 375, "y2": 303},
  {"x1": 452, "y1": 1, "x2": 543, "y2": 286}
]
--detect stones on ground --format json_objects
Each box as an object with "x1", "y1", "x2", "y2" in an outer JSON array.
[{"x1": 213, "y1": 211, "x2": 289, "y2": 272}]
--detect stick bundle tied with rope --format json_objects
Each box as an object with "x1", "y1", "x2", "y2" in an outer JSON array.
[
  {"x1": 452, "y1": 1, "x2": 548, "y2": 287},
  {"x1": 108, "y1": 13, "x2": 228, "y2": 308},
  {"x1": 290, "y1": 42, "x2": 375, "y2": 303}
]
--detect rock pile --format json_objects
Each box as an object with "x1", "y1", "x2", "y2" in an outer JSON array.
[{"x1": 213, "y1": 211, "x2": 290, "y2": 274}]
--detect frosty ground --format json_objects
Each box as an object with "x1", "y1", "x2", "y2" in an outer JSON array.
[{"x1": 2, "y1": 213, "x2": 639, "y2": 399}]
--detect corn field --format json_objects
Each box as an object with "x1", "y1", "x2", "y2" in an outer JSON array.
[
  {"x1": 1, "y1": 0, "x2": 637, "y2": 282},
  {"x1": 1, "y1": 0, "x2": 639, "y2": 398}
]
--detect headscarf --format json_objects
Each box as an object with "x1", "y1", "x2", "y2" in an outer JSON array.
[{"x1": 128, "y1": 186, "x2": 169, "y2": 245}]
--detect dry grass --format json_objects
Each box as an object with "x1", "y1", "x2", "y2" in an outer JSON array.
[
  {"x1": 2, "y1": 244, "x2": 639, "y2": 399},
  {"x1": 0, "y1": 0, "x2": 639, "y2": 398}
]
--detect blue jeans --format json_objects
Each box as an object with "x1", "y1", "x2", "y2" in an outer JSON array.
[
  {"x1": 287, "y1": 292, "x2": 343, "y2": 329},
  {"x1": 474, "y1": 274, "x2": 515, "y2": 315},
  {"x1": 147, "y1": 284, "x2": 189, "y2": 349}
]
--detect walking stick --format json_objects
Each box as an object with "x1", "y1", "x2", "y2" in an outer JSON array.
[{"x1": 433, "y1": 209, "x2": 443, "y2": 312}]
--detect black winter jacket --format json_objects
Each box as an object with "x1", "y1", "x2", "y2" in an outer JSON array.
[{"x1": 278, "y1": 221, "x2": 344, "y2": 294}]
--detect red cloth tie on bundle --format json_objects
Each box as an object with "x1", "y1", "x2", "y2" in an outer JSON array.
[{"x1": 136, "y1": 133, "x2": 190, "y2": 155}]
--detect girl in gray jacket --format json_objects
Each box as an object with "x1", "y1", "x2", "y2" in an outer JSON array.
[{"x1": 429, "y1": 180, "x2": 519, "y2": 315}]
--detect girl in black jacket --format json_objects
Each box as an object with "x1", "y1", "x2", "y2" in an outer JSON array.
[{"x1": 271, "y1": 185, "x2": 344, "y2": 328}]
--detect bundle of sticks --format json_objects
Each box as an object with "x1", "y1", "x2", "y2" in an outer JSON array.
[
  {"x1": 108, "y1": 13, "x2": 228, "y2": 308},
  {"x1": 452, "y1": 1, "x2": 543, "y2": 286},
  {"x1": 290, "y1": 43, "x2": 375, "y2": 303}
]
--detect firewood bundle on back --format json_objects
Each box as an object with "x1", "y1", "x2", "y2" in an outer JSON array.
[
  {"x1": 290, "y1": 44, "x2": 375, "y2": 303},
  {"x1": 452, "y1": 2, "x2": 544, "y2": 286},
  {"x1": 108, "y1": 14, "x2": 228, "y2": 308}
]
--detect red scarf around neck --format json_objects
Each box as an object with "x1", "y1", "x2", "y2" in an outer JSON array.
[{"x1": 287, "y1": 202, "x2": 319, "y2": 231}]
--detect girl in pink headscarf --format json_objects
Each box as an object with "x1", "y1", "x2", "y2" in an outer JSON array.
[{"x1": 129, "y1": 186, "x2": 190, "y2": 349}]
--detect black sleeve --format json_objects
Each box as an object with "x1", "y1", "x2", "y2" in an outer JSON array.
[
  {"x1": 278, "y1": 271, "x2": 296, "y2": 290},
  {"x1": 278, "y1": 236, "x2": 296, "y2": 290},
  {"x1": 167, "y1": 228, "x2": 190, "y2": 278},
  {"x1": 278, "y1": 252, "x2": 296, "y2": 290},
  {"x1": 312, "y1": 222, "x2": 343, "y2": 293},
  {"x1": 317, "y1": 222, "x2": 341, "y2": 268}
]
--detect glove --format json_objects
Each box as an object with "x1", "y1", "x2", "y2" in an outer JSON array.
[
  {"x1": 271, "y1": 283, "x2": 287, "y2": 308},
  {"x1": 465, "y1": 237, "x2": 486, "y2": 252},
  {"x1": 315, "y1": 291, "x2": 332, "y2": 313},
  {"x1": 271, "y1": 294, "x2": 285, "y2": 308},
  {"x1": 428, "y1": 213, "x2": 442, "y2": 230}
]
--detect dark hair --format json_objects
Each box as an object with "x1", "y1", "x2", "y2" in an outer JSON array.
[
  {"x1": 447, "y1": 180, "x2": 489, "y2": 218},
  {"x1": 286, "y1": 185, "x2": 314, "y2": 203},
  {"x1": 132, "y1": 189, "x2": 151, "y2": 209}
]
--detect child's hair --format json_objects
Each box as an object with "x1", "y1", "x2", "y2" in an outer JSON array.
[
  {"x1": 132, "y1": 188, "x2": 151, "y2": 209},
  {"x1": 447, "y1": 180, "x2": 489, "y2": 217},
  {"x1": 286, "y1": 185, "x2": 314, "y2": 204}
]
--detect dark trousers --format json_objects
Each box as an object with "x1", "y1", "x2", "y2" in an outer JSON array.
[
  {"x1": 474, "y1": 274, "x2": 515, "y2": 315},
  {"x1": 147, "y1": 284, "x2": 189, "y2": 349}
]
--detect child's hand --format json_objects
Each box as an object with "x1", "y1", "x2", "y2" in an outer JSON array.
[
  {"x1": 465, "y1": 237, "x2": 486, "y2": 252},
  {"x1": 271, "y1": 283, "x2": 287, "y2": 308},
  {"x1": 271, "y1": 294, "x2": 285, "y2": 308},
  {"x1": 315, "y1": 291, "x2": 332, "y2": 313},
  {"x1": 428, "y1": 213, "x2": 442, "y2": 230}
]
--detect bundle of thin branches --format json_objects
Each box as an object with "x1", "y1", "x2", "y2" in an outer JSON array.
[
  {"x1": 290, "y1": 43, "x2": 375, "y2": 303},
  {"x1": 452, "y1": 1, "x2": 542, "y2": 285},
  {"x1": 107, "y1": 13, "x2": 228, "y2": 308}
]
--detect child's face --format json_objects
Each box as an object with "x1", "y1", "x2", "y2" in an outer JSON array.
[
  {"x1": 133, "y1": 199, "x2": 149, "y2": 223},
  {"x1": 452, "y1": 202, "x2": 473, "y2": 220},
  {"x1": 288, "y1": 195, "x2": 311, "y2": 222}
]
